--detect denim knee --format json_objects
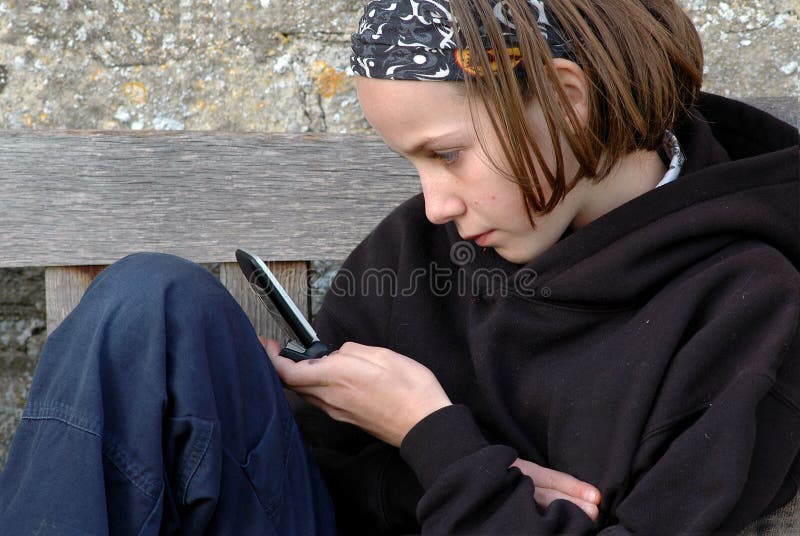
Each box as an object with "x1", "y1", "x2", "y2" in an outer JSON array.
[
  {"x1": 34, "y1": 252, "x2": 248, "y2": 416},
  {"x1": 91, "y1": 252, "x2": 222, "y2": 304},
  {"x1": 75, "y1": 252, "x2": 247, "y2": 333}
]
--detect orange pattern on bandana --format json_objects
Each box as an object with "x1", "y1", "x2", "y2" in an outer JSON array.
[{"x1": 454, "y1": 47, "x2": 523, "y2": 76}]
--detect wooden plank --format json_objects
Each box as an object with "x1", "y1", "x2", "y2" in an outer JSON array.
[
  {"x1": 219, "y1": 261, "x2": 310, "y2": 345},
  {"x1": 0, "y1": 133, "x2": 420, "y2": 267},
  {"x1": 45, "y1": 265, "x2": 106, "y2": 334}
]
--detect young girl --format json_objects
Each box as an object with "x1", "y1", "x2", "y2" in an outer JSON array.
[{"x1": 2, "y1": 1, "x2": 798, "y2": 534}]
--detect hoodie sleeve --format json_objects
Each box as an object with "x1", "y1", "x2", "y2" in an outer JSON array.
[{"x1": 398, "y1": 247, "x2": 800, "y2": 535}]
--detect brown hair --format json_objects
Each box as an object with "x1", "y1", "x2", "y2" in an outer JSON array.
[{"x1": 450, "y1": 0, "x2": 704, "y2": 217}]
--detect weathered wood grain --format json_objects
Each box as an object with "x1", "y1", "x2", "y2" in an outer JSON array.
[
  {"x1": 45, "y1": 265, "x2": 106, "y2": 334},
  {"x1": 0, "y1": 133, "x2": 420, "y2": 267},
  {"x1": 219, "y1": 261, "x2": 310, "y2": 345}
]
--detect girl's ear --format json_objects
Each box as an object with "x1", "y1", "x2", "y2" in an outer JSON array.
[{"x1": 551, "y1": 58, "x2": 590, "y2": 126}]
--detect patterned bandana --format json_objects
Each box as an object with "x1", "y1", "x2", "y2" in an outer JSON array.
[
  {"x1": 350, "y1": 0, "x2": 575, "y2": 81},
  {"x1": 656, "y1": 131, "x2": 685, "y2": 188}
]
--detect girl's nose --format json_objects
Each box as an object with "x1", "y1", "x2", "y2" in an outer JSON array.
[{"x1": 419, "y1": 170, "x2": 467, "y2": 225}]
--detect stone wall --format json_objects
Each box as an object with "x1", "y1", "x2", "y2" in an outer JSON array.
[{"x1": 0, "y1": 0, "x2": 797, "y2": 468}]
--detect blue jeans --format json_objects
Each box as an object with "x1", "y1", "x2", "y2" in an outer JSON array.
[{"x1": 0, "y1": 253, "x2": 338, "y2": 535}]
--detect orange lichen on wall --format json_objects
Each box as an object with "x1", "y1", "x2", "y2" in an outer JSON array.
[
  {"x1": 312, "y1": 61, "x2": 346, "y2": 98},
  {"x1": 121, "y1": 81, "x2": 148, "y2": 105}
]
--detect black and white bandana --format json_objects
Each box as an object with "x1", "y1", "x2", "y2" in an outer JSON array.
[{"x1": 350, "y1": 0, "x2": 574, "y2": 81}]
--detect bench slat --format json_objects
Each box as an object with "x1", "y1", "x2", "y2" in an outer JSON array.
[
  {"x1": 0, "y1": 133, "x2": 420, "y2": 267},
  {"x1": 45, "y1": 265, "x2": 106, "y2": 334}
]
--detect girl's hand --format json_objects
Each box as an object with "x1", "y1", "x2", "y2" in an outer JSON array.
[
  {"x1": 511, "y1": 458, "x2": 602, "y2": 522},
  {"x1": 262, "y1": 339, "x2": 601, "y2": 520},
  {"x1": 263, "y1": 339, "x2": 452, "y2": 447}
]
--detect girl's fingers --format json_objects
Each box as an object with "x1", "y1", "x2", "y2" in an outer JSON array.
[
  {"x1": 295, "y1": 391, "x2": 336, "y2": 416},
  {"x1": 539, "y1": 467, "x2": 601, "y2": 504},
  {"x1": 269, "y1": 349, "x2": 367, "y2": 391},
  {"x1": 512, "y1": 458, "x2": 601, "y2": 504},
  {"x1": 260, "y1": 337, "x2": 282, "y2": 359},
  {"x1": 532, "y1": 486, "x2": 600, "y2": 522},
  {"x1": 269, "y1": 354, "x2": 330, "y2": 387}
]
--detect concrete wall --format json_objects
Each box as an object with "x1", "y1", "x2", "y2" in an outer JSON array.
[{"x1": 1, "y1": 0, "x2": 797, "y2": 468}]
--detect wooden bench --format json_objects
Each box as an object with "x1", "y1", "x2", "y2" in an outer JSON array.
[{"x1": 0, "y1": 96, "x2": 797, "y2": 532}]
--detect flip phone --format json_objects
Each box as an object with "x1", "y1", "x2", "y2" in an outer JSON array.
[{"x1": 235, "y1": 248, "x2": 330, "y2": 362}]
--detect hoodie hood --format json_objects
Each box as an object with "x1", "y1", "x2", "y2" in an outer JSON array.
[{"x1": 444, "y1": 93, "x2": 799, "y2": 308}]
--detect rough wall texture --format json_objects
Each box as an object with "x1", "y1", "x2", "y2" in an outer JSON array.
[
  {"x1": 0, "y1": 0, "x2": 797, "y2": 468},
  {"x1": 0, "y1": 0, "x2": 368, "y2": 132}
]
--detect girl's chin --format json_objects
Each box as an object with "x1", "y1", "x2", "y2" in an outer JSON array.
[
  {"x1": 494, "y1": 240, "x2": 549, "y2": 265},
  {"x1": 494, "y1": 246, "x2": 529, "y2": 265}
]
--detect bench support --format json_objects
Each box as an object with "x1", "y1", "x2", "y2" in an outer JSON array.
[
  {"x1": 44, "y1": 262, "x2": 310, "y2": 344},
  {"x1": 45, "y1": 266, "x2": 107, "y2": 335}
]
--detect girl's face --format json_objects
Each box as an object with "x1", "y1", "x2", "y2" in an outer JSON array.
[{"x1": 356, "y1": 76, "x2": 589, "y2": 265}]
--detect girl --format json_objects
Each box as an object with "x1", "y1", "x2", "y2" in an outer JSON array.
[{"x1": 2, "y1": 1, "x2": 798, "y2": 534}]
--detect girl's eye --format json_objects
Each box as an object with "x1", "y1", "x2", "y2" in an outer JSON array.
[{"x1": 433, "y1": 150, "x2": 461, "y2": 166}]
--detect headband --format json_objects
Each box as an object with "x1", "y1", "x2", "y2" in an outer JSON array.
[{"x1": 350, "y1": 0, "x2": 575, "y2": 81}]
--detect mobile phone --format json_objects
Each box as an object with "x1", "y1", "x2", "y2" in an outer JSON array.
[{"x1": 235, "y1": 248, "x2": 330, "y2": 362}]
